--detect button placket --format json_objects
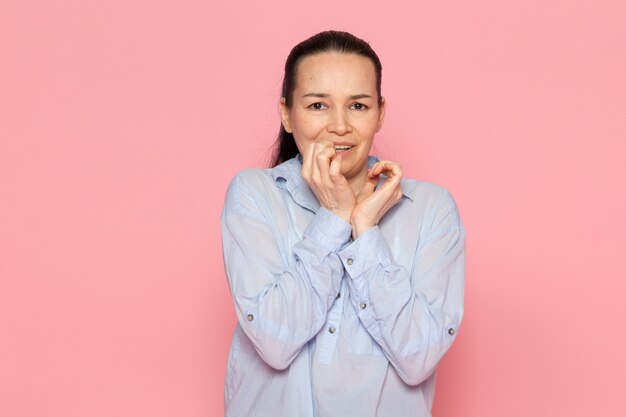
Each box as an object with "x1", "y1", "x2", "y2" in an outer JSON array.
[{"x1": 317, "y1": 278, "x2": 346, "y2": 365}]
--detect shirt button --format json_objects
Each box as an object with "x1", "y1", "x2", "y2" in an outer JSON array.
[
  {"x1": 448, "y1": 328, "x2": 455, "y2": 336},
  {"x1": 328, "y1": 325, "x2": 336, "y2": 334},
  {"x1": 336, "y1": 292, "x2": 341, "y2": 299},
  {"x1": 359, "y1": 303, "x2": 367, "y2": 310},
  {"x1": 347, "y1": 258, "x2": 354, "y2": 265},
  {"x1": 246, "y1": 314, "x2": 254, "y2": 322}
]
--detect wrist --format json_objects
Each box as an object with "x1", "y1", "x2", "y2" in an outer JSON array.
[
  {"x1": 351, "y1": 221, "x2": 375, "y2": 238},
  {"x1": 330, "y1": 207, "x2": 353, "y2": 224}
]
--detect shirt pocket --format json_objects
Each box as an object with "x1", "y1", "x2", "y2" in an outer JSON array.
[{"x1": 340, "y1": 302, "x2": 385, "y2": 356}]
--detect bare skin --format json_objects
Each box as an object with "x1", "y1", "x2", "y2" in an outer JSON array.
[{"x1": 280, "y1": 52, "x2": 403, "y2": 238}]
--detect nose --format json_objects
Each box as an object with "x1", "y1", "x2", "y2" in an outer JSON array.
[{"x1": 327, "y1": 108, "x2": 351, "y2": 136}]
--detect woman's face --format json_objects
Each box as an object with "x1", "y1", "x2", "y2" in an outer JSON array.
[{"x1": 280, "y1": 52, "x2": 385, "y2": 182}]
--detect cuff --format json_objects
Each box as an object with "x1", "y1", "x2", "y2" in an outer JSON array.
[
  {"x1": 303, "y1": 207, "x2": 352, "y2": 253},
  {"x1": 338, "y1": 226, "x2": 393, "y2": 277}
]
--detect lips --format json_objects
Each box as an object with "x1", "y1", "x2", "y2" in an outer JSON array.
[{"x1": 334, "y1": 145, "x2": 354, "y2": 153}]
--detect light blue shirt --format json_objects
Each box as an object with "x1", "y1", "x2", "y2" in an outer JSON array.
[{"x1": 221, "y1": 155, "x2": 465, "y2": 417}]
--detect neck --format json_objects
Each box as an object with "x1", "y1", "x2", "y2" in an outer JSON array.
[{"x1": 347, "y1": 164, "x2": 369, "y2": 195}]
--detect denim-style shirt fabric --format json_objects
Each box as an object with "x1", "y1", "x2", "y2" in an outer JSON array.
[{"x1": 221, "y1": 155, "x2": 465, "y2": 417}]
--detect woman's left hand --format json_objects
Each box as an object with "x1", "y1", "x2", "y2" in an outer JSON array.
[{"x1": 351, "y1": 161, "x2": 403, "y2": 238}]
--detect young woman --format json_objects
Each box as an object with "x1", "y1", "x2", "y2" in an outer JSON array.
[{"x1": 221, "y1": 30, "x2": 465, "y2": 417}]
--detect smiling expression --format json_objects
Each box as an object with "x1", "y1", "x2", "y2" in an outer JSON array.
[{"x1": 280, "y1": 52, "x2": 385, "y2": 183}]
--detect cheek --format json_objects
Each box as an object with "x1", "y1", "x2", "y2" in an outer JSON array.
[
  {"x1": 291, "y1": 114, "x2": 325, "y2": 141},
  {"x1": 355, "y1": 112, "x2": 381, "y2": 130},
  {"x1": 358, "y1": 118, "x2": 381, "y2": 139},
  {"x1": 291, "y1": 125, "x2": 318, "y2": 155},
  {"x1": 292, "y1": 129, "x2": 316, "y2": 152}
]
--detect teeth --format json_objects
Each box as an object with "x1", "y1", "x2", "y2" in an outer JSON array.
[{"x1": 335, "y1": 145, "x2": 353, "y2": 151}]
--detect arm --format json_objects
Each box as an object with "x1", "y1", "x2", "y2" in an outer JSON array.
[
  {"x1": 341, "y1": 189, "x2": 465, "y2": 386},
  {"x1": 221, "y1": 172, "x2": 351, "y2": 370}
]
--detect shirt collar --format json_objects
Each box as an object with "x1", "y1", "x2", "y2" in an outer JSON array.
[
  {"x1": 270, "y1": 155, "x2": 415, "y2": 213},
  {"x1": 271, "y1": 155, "x2": 319, "y2": 213}
]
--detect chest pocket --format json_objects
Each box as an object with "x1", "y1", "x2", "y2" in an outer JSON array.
[{"x1": 339, "y1": 297, "x2": 385, "y2": 357}]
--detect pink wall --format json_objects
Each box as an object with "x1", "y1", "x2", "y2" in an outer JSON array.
[{"x1": 2, "y1": 1, "x2": 625, "y2": 416}]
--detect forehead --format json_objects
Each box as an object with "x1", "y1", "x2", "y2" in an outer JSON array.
[{"x1": 294, "y1": 52, "x2": 377, "y2": 94}]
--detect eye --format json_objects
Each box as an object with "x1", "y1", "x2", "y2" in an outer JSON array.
[
  {"x1": 351, "y1": 102, "x2": 369, "y2": 111},
  {"x1": 308, "y1": 102, "x2": 327, "y2": 110}
]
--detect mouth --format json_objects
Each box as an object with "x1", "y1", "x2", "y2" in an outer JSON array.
[{"x1": 334, "y1": 145, "x2": 354, "y2": 153}]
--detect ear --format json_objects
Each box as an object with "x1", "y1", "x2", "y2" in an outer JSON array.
[
  {"x1": 376, "y1": 96, "x2": 386, "y2": 132},
  {"x1": 279, "y1": 97, "x2": 293, "y2": 133}
]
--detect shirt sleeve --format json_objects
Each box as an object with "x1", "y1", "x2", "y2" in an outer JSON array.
[
  {"x1": 221, "y1": 172, "x2": 351, "y2": 370},
  {"x1": 338, "y1": 189, "x2": 465, "y2": 386}
]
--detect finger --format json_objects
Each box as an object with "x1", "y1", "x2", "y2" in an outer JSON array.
[
  {"x1": 314, "y1": 144, "x2": 336, "y2": 184},
  {"x1": 314, "y1": 142, "x2": 336, "y2": 165},
  {"x1": 368, "y1": 161, "x2": 384, "y2": 178},
  {"x1": 314, "y1": 139, "x2": 335, "y2": 154},
  {"x1": 328, "y1": 152, "x2": 343, "y2": 182},
  {"x1": 378, "y1": 172, "x2": 401, "y2": 193},
  {"x1": 367, "y1": 161, "x2": 401, "y2": 190},
  {"x1": 377, "y1": 161, "x2": 403, "y2": 178},
  {"x1": 307, "y1": 141, "x2": 331, "y2": 183},
  {"x1": 377, "y1": 162, "x2": 403, "y2": 192}
]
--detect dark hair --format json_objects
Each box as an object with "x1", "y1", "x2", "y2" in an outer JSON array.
[{"x1": 270, "y1": 30, "x2": 383, "y2": 167}]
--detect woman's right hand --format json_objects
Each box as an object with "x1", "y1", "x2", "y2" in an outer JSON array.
[{"x1": 301, "y1": 140, "x2": 356, "y2": 223}]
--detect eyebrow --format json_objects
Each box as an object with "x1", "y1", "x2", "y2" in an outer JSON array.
[{"x1": 302, "y1": 93, "x2": 373, "y2": 100}]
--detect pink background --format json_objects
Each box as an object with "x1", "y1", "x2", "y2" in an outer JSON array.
[{"x1": 1, "y1": 1, "x2": 625, "y2": 416}]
